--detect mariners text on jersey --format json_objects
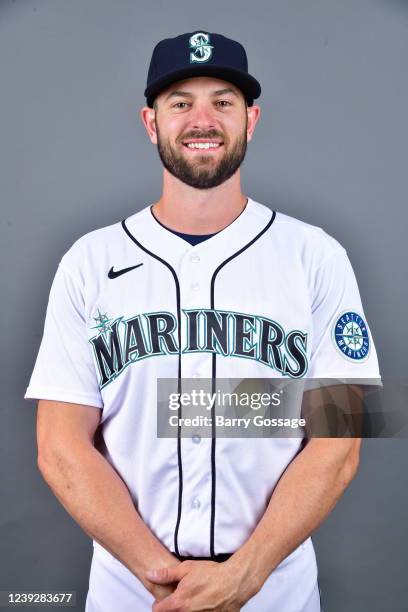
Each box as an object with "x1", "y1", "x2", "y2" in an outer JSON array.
[{"x1": 89, "y1": 308, "x2": 309, "y2": 388}]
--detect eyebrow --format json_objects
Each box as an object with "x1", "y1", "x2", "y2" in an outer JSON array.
[{"x1": 165, "y1": 87, "x2": 239, "y2": 101}]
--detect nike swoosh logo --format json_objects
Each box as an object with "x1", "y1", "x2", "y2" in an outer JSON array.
[{"x1": 108, "y1": 264, "x2": 143, "y2": 279}]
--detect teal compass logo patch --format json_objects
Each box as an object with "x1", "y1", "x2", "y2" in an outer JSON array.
[{"x1": 333, "y1": 311, "x2": 370, "y2": 361}]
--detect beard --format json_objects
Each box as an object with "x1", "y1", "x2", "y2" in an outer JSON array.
[{"x1": 156, "y1": 122, "x2": 248, "y2": 190}]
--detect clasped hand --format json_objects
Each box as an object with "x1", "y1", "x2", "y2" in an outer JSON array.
[{"x1": 146, "y1": 558, "x2": 256, "y2": 611}]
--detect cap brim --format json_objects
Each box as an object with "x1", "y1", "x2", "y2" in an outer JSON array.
[{"x1": 144, "y1": 65, "x2": 261, "y2": 107}]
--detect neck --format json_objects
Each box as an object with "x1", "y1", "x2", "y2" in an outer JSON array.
[{"x1": 151, "y1": 169, "x2": 248, "y2": 235}]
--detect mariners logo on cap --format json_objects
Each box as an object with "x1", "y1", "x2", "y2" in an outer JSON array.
[
  {"x1": 333, "y1": 311, "x2": 370, "y2": 361},
  {"x1": 189, "y1": 32, "x2": 214, "y2": 63}
]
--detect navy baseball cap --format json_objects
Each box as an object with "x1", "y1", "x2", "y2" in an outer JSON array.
[{"x1": 144, "y1": 31, "x2": 261, "y2": 108}]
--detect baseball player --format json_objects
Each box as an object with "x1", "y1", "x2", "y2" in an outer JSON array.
[{"x1": 25, "y1": 31, "x2": 381, "y2": 611}]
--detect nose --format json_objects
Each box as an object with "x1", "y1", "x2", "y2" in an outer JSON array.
[{"x1": 190, "y1": 102, "x2": 216, "y2": 131}]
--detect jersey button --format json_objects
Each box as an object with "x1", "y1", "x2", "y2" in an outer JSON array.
[
  {"x1": 192, "y1": 434, "x2": 201, "y2": 444},
  {"x1": 190, "y1": 254, "x2": 200, "y2": 263},
  {"x1": 191, "y1": 497, "x2": 201, "y2": 509},
  {"x1": 191, "y1": 283, "x2": 200, "y2": 292}
]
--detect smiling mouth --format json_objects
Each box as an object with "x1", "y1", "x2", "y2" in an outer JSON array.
[{"x1": 182, "y1": 139, "x2": 224, "y2": 151}]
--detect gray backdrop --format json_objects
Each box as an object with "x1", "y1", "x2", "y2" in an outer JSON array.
[{"x1": 1, "y1": 0, "x2": 407, "y2": 610}]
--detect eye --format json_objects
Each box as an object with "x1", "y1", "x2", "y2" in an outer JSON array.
[
  {"x1": 216, "y1": 100, "x2": 232, "y2": 107},
  {"x1": 173, "y1": 102, "x2": 189, "y2": 109}
]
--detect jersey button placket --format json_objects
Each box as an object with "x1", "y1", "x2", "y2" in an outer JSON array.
[
  {"x1": 177, "y1": 249, "x2": 213, "y2": 555},
  {"x1": 191, "y1": 497, "x2": 201, "y2": 510}
]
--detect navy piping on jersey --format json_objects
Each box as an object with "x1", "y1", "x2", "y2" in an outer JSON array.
[
  {"x1": 121, "y1": 207, "x2": 276, "y2": 559},
  {"x1": 208, "y1": 209, "x2": 276, "y2": 556},
  {"x1": 121, "y1": 218, "x2": 184, "y2": 557}
]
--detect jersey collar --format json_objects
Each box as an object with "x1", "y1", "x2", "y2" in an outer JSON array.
[{"x1": 123, "y1": 197, "x2": 274, "y2": 271}]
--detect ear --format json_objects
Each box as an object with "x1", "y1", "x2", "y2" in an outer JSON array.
[
  {"x1": 246, "y1": 104, "x2": 261, "y2": 143},
  {"x1": 140, "y1": 105, "x2": 158, "y2": 145}
]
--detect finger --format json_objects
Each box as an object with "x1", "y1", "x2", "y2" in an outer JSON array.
[
  {"x1": 146, "y1": 564, "x2": 188, "y2": 585},
  {"x1": 152, "y1": 592, "x2": 183, "y2": 612},
  {"x1": 151, "y1": 584, "x2": 176, "y2": 602}
]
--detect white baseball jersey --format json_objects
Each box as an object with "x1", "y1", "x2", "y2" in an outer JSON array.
[{"x1": 24, "y1": 198, "x2": 381, "y2": 612}]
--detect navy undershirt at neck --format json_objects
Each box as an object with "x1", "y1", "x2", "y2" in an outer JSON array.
[
  {"x1": 169, "y1": 228, "x2": 217, "y2": 246},
  {"x1": 150, "y1": 207, "x2": 219, "y2": 246}
]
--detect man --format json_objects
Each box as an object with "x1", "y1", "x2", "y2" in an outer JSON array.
[{"x1": 25, "y1": 31, "x2": 381, "y2": 611}]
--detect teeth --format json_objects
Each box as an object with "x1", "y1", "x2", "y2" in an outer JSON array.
[{"x1": 186, "y1": 142, "x2": 220, "y2": 149}]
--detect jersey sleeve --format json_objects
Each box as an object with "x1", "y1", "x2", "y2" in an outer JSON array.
[
  {"x1": 306, "y1": 246, "x2": 382, "y2": 384},
  {"x1": 24, "y1": 261, "x2": 103, "y2": 408}
]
